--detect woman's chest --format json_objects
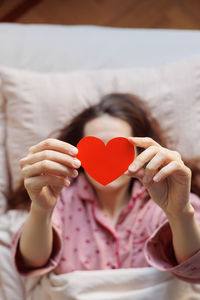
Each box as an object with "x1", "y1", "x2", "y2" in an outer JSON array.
[{"x1": 55, "y1": 199, "x2": 155, "y2": 274}]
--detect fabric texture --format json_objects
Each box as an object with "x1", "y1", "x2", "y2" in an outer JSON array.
[
  {"x1": 0, "y1": 25, "x2": 199, "y2": 300},
  {"x1": 0, "y1": 80, "x2": 8, "y2": 215},
  {"x1": 1, "y1": 24, "x2": 200, "y2": 71},
  {"x1": 0, "y1": 55, "x2": 200, "y2": 192},
  {"x1": 1, "y1": 208, "x2": 200, "y2": 300},
  {"x1": 12, "y1": 173, "x2": 200, "y2": 284},
  {"x1": 22, "y1": 267, "x2": 200, "y2": 300},
  {"x1": 0, "y1": 209, "x2": 28, "y2": 300}
]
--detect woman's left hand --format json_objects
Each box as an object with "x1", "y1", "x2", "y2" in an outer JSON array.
[{"x1": 126, "y1": 137, "x2": 193, "y2": 218}]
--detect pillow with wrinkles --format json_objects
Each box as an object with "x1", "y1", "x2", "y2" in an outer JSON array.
[
  {"x1": 0, "y1": 55, "x2": 200, "y2": 191},
  {"x1": 0, "y1": 81, "x2": 9, "y2": 214}
]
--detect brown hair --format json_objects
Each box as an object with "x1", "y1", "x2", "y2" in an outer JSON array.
[{"x1": 6, "y1": 93, "x2": 199, "y2": 211}]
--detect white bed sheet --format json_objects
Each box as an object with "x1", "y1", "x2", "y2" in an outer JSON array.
[{"x1": 0, "y1": 24, "x2": 200, "y2": 72}]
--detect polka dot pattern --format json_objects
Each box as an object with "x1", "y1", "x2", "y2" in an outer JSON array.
[{"x1": 12, "y1": 173, "x2": 200, "y2": 282}]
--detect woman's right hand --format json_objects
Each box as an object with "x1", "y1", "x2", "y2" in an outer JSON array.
[{"x1": 20, "y1": 138, "x2": 81, "y2": 212}]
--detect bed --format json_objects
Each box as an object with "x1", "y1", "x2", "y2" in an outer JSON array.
[{"x1": 0, "y1": 23, "x2": 200, "y2": 300}]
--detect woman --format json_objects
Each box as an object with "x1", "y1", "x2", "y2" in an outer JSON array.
[{"x1": 11, "y1": 93, "x2": 200, "y2": 282}]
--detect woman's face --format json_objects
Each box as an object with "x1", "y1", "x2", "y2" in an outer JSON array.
[{"x1": 83, "y1": 114, "x2": 136, "y2": 192}]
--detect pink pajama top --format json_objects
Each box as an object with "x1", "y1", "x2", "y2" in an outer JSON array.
[{"x1": 12, "y1": 173, "x2": 200, "y2": 283}]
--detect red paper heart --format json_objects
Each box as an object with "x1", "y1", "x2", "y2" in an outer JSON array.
[{"x1": 76, "y1": 136, "x2": 135, "y2": 185}]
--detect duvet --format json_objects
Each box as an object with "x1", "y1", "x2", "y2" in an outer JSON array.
[{"x1": 0, "y1": 210, "x2": 200, "y2": 300}]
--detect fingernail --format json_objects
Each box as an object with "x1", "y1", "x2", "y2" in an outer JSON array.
[
  {"x1": 64, "y1": 180, "x2": 70, "y2": 187},
  {"x1": 70, "y1": 147, "x2": 78, "y2": 155},
  {"x1": 153, "y1": 174, "x2": 160, "y2": 182},
  {"x1": 124, "y1": 170, "x2": 130, "y2": 175},
  {"x1": 73, "y1": 159, "x2": 81, "y2": 167},
  {"x1": 71, "y1": 170, "x2": 78, "y2": 178},
  {"x1": 128, "y1": 163, "x2": 137, "y2": 172}
]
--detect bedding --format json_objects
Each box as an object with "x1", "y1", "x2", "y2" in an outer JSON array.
[
  {"x1": 0, "y1": 23, "x2": 200, "y2": 300},
  {"x1": 20, "y1": 267, "x2": 200, "y2": 300},
  {"x1": 1, "y1": 209, "x2": 200, "y2": 300},
  {"x1": 0, "y1": 24, "x2": 200, "y2": 71},
  {"x1": 0, "y1": 209, "x2": 27, "y2": 300},
  {"x1": 0, "y1": 55, "x2": 200, "y2": 191},
  {"x1": 0, "y1": 84, "x2": 8, "y2": 214},
  {"x1": 0, "y1": 24, "x2": 200, "y2": 209}
]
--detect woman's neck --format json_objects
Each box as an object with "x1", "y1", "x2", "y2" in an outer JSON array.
[{"x1": 94, "y1": 182, "x2": 131, "y2": 224}]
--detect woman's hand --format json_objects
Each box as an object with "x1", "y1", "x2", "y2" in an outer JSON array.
[
  {"x1": 20, "y1": 138, "x2": 81, "y2": 212},
  {"x1": 126, "y1": 137, "x2": 193, "y2": 218}
]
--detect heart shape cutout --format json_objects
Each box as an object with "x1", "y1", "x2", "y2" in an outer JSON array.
[{"x1": 76, "y1": 136, "x2": 135, "y2": 185}]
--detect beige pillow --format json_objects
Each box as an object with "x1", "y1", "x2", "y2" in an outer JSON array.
[
  {"x1": 0, "y1": 55, "x2": 200, "y2": 191},
  {"x1": 0, "y1": 81, "x2": 9, "y2": 213}
]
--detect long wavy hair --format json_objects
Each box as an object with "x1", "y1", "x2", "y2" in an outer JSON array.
[{"x1": 6, "y1": 93, "x2": 200, "y2": 211}]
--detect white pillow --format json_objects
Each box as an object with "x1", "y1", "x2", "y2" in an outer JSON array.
[{"x1": 0, "y1": 55, "x2": 200, "y2": 191}]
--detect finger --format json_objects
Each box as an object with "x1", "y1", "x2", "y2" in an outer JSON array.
[
  {"x1": 128, "y1": 137, "x2": 160, "y2": 149},
  {"x1": 143, "y1": 152, "x2": 168, "y2": 184},
  {"x1": 128, "y1": 145, "x2": 160, "y2": 173},
  {"x1": 152, "y1": 161, "x2": 189, "y2": 182},
  {"x1": 124, "y1": 167, "x2": 146, "y2": 182},
  {"x1": 24, "y1": 174, "x2": 70, "y2": 191},
  {"x1": 28, "y1": 138, "x2": 78, "y2": 156},
  {"x1": 20, "y1": 150, "x2": 81, "y2": 169},
  {"x1": 22, "y1": 160, "x2": 78, "y2": 179}
]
